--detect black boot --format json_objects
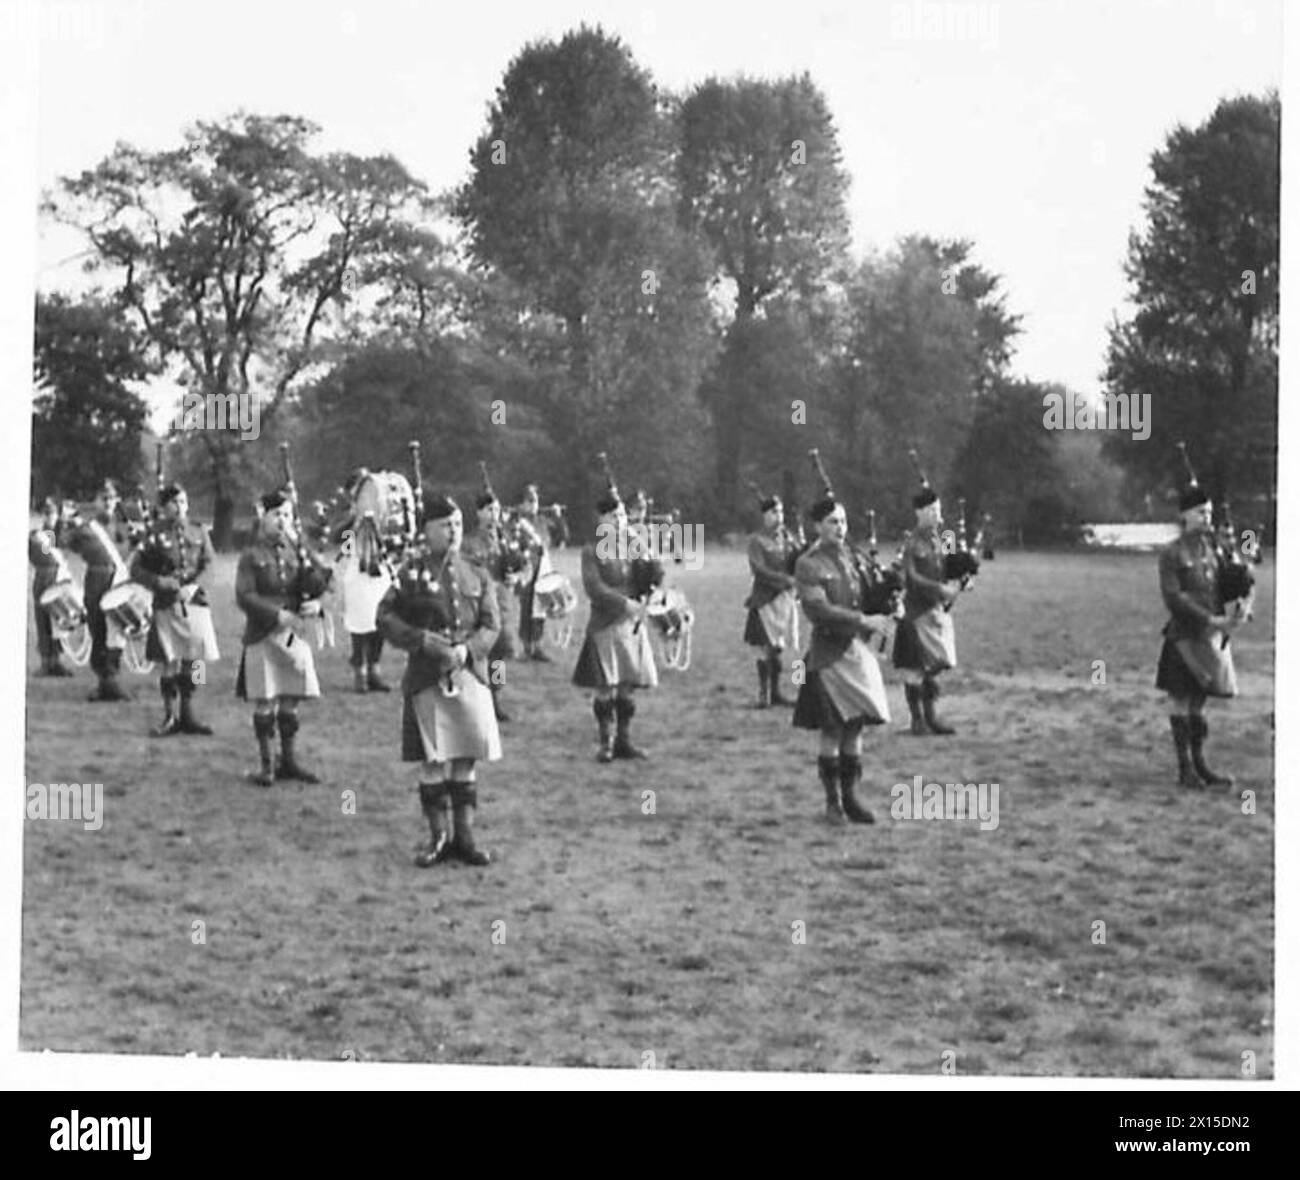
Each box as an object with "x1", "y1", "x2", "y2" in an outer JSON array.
[
  {"x1": 594, "y1": 697, "x2": 616, "y2": 763},
  {"x1": 92, "y1": 658, "x2": 132, "y2": 702},
  {"x1": 491, "y1": 686, "x2": 511, "y2": 723},
  {"x1": 905, "y1": 683, "x2": 929, "y2": 736},
  {"x1": 1170, "y1": 716, "x2": 1206, "y2": 790},
  {"x1": 1188, "y1": 715, "x2": 1231, "y2": 788},
  {"x1": 249, "y1": 714, "x2": 277, "y2": 786},
  {"x1": 921, "y1": 677, "x2": 954, "y2": 735},
  {"x1": 448, "y1": 782, "x2": 491, "y2": 866},
  {"x1": 275, "y1": 711, "x2": 320, "y2": 783},
  {"x1": 414, "y1": 782, "x2": 453, "y2": 867},
  {"x1": 614, "y1": 696, "x2": 648, "y2": 759},
  {"x1": 151, "y1": 675, "x2": 182, "y2": 736},
  {"x1": 755, "y1": 659, "x2": 771, "y2": 709},
  {"x1": 42, "y1": 654, "x2": 73, "y2": 677},
  {"x1": 177, "y1": 674, "x2": 212, "y2": 735},
  {"x1": 838, "y1": 754, "x2": 875, "y2": 824},
  {"x1": 819, "y1": 756, "x2": 844, "y2": 824},
  {"x1": 768, "y1": 655, "x2": 794, "y2": 706}
]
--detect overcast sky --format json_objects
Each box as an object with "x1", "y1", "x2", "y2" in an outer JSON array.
[{"x1": 27, "y1": 0, "x2": 1283, "y2": 403}]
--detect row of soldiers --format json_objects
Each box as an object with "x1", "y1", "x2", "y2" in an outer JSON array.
[
  {"x1": 30, "y1": 450, "x2": 1253, "y2": 864},
  {"x1": 741, "y1": 459, "x2": 1252, "y2": 824}
]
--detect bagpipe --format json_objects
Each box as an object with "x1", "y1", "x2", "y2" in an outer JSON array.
[
  {"x1": 746, "y1": 478, "x2": 808, "y2": 574},
  {"x1": 598, "y1": 451, "x2": 693, "y2": 669},
  {"x1": 278, "y1": 441, "x2": 335, "y2": 648},
  {"x1": 1176, "y1": 441, "x2": 1255, "y2": 614},
  {"x1": 807, "y1": 447, "x2": 905, "y2": 619},
  {"x1": 477, "y1": 461, "x2": 533, "y2": 580},
  {"x1": 907, "y1": 447, "x2": 980, "y2": 588}
]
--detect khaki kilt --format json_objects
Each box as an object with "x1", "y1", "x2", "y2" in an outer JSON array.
[
  {"x1": 892, "y1": 606, "x2": 957, "y2": 674},
  {"x1": 1156, "y1": 632, "x2": 1238, "y2": 699},
  {"x1": 744, "y1": 589, "x2": 800, "y2": 651},
  {"x1": 402, "y1": 672, "x2": 502, "y2": 763},
  {"x1": 236, "y1": 630, "x2": 321, "y2": 700},
  {"x1": 572, "y1": 616, "x2": 659, "y2": 690},
  {"x1": 794, "y1": 638, "x2": 891, "y2": 730},
  {"x1": 149, "y1": 602, "x2": 221, "y2": 665}
]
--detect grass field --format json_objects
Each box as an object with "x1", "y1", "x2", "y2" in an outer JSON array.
[{"x1": 21, "y1": 545, "x2": 1274, "y2": 1077}]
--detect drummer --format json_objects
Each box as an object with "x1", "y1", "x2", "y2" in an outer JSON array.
[
  {"x1": 129, "y1": 484, "x2": 217, "y2": 736},
  {"x1": 67, "y1": 480, "x2": 136, "y2": 702},
  {"x1": 235, "y1": 488, "x2": 329, "y2": 786},
  {"x1": 29, "y1": 496, "x2": 74, "y2": 677},
  {"x1": 515, "y1": 483, "x2": 551, "y2": 661}
]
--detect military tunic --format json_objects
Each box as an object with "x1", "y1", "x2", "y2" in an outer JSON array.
[
  {"x1": 130, "y1": 518, "x2": 218, "y2": 665},
  {"x1": 743, "y1": 528, "x2": 800, "y2": 649},
  {"x1": 571, "y1": 542, "x2": 659, "y2": 690},
  {"x1": 377, "y1": 546, "x2": 502, "y2": 763},
  {"x1": 1156, "y1": 528, "x2": 1237, "y2": 698},
  {"x1": 461, "y1": 523, "x2": 522, "y2": 662},
  {"x1": 67, "y1": 511, "x2": 134, "y2": 675},
  {"x1": 792, "y1": 540, "x2": 891, "y2": 730},
  {"x1": 892, "y1": 526, "x2": 957, "y2": 674},
  {"x1": 234, "y1": 536, "x2": 331, "y2": 700}
]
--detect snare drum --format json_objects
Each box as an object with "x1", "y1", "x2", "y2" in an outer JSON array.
[
  {"x1": 352, "y1": 471, "x2": 416, "y2": 545},
  {"x1": 100, "y1": 581, "x2": 154, "y2": 639},
  {"x1": 39, "y1": 581, "x2": 86, "y2": 634},
  {"x1": 532, "y1": 571, "x2": 577, "y2": 620}
]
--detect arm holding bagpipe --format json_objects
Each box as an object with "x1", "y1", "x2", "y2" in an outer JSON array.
[
  {"x1": 279, "y1": 441, "x2": 333, "y2": 617},
  {"x1": 805, "y1": 448, "x2": 898, "y2": 639}
]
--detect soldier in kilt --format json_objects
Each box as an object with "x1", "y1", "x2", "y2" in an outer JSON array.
[
  {"x1": 792, "y1": 495, "x2": 892, "y2": 824},
  {"x1": 516, "y1": 483, "x2": 551, "y2": 661},
  {"x1": 377, "y1": 495, "x2": 501, "y2": 868},
  {"x1": 744, "y1": 492, "x2": 800, "y2": 707},
  {"x1": 572, "y1": 488, "x2": 659, "y2": 763},
  {"x1": 67, "y1": 480, "x2": 136, "y2": 702},
  {"x1": 1156, "y1": 481, "x2": 1245, "y2": 789},
  {"x1": 30, "y1": 497, "x2": 74, "y2": 677},
  {"x1": 129, "y1": 484, "x2": 218, "y2": 736},
  {"x1": 893, "y1": 485, "x2": 960, "y2": 735},
  {"x1": 235, "y1": 489, "x2": 331, "y2": 786},
  {"x1": 461, "y1": 489, "x2": 523, "y2": 723}
]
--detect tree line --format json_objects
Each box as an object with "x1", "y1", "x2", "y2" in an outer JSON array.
[{"x1": 32, "y1": 27, "x2": 1278, "y2": 548}]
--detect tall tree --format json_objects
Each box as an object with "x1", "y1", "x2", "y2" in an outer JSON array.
[
  {"x1": 44, "y1": 113, "x2": 435, "y2": 547},
  {"x1": 454, "y1": 26, "x2": 719, "y2": 512},
  {"x1": 676, "y1": 74, "x2": 851, "y2": 515},
  {"x1": 32, "y1": 293, "x2": 152, "y2": 504},
  {"x1": 1103, "y1": 91, "x2": 1279, "y2": 515},
  {"x1": 827, "y1": 237, "x2": 1019, "y2": 528}
]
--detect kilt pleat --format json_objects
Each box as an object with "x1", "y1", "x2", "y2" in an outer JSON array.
[
  {"x1": 1156, "y1": 635, "x2": 1237, "y2": 698},
  {"x1": 235, "y1": 635, "x2": 320, "y2": 701},
  {"x1": 893, "y1": 608, "x2": 956, "y2": 673},
  {"x1": 795, "y1": 639, "x2": 890, "y2": 729},
  {"x1": 402, "y1": 674, "x2": 502, "y2": 763},
  {"x1": 572, "y1": 618, "x2": 658, "y2": 689}
]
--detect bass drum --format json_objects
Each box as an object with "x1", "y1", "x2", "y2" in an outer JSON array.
[{"x1": 353, "y1": 471, "x2": 416, "y2": 545}]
